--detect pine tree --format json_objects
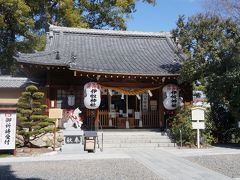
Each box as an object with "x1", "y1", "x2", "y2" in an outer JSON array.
[{"x1": 17, "y1": 85, "x2": 54, "y2": 147}]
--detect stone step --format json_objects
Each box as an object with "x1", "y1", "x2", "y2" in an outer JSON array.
[
  {"x1": 98, "y1": 137, "x2": 171, "y2": 140},
  {"x1": 95, "y1": 130, "x2": 175, "y2": 149},
  {"x1": 101, "y1": 142, "x2": 176, "y2": 148},
  {"x1": 97, "y1": 132, "x2": 168, "y2": 135},
  {"x1": 98, "y1": 132, "x2": 171, "y2": 137},
  {"x1": 97, "y1": 133, "x2": 169, "y2": 136},
  {"x1": 99, "y1": 139, "x2": 172, "y2": 143},
  {"x1": 97, "y1": 134, "x2": 172, "y2": 140}
]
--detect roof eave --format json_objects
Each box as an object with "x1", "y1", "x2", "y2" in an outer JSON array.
[
  {"x1": 18, "y1": 61, "x2": 67, "y2": 67},
  {"x1": 69, "y1": 67, "x2": 179, "y2": 77}
]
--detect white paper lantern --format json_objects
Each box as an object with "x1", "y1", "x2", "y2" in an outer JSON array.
[
  {"x1": 162, "y1": 84, "x2": 180, "y2": 110},
  {"x1": 84, "y1": 82, "x2": 101, "y2": 109}
]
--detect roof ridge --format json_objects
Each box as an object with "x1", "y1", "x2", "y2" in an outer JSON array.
[{"x1": 49, "y1": 24, "x2": 172, "y2": 38}]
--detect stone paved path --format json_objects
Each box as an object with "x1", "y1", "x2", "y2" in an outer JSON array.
[
  {"x1": 1, "y1": 146, "x2": 239, "y2": 180},
  {"x1": 126, "y1": 149, "x2": 231, "y2": 180}
]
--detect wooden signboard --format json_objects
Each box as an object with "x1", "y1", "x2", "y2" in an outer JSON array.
[
  {"x1": 191, "y1": 107, "x2": 205, "y2": 121},
  {"x1": 0, "y1": 112, "x2": 16, "y2": 150},
  {"x1": 192, "y1": 122, "x2": 205, "y2": 129},
  {"x1": 49, "y1": 108, "x2": 63, "y2": 119}
]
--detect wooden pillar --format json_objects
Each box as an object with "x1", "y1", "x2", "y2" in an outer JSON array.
[
  {"x1": 13, "y1": 149, "x2": 16, "y2": 156},
  {"x1": 95, "y1": 108, "x2": 99, "y2": 130},
  {"x1": 159, "y1": 86, "x2": 164, "y2": 128},
  {"x1": 139, "y1": 95, "x2": 143, "y2": 128},
  {"x1": 126, "y1": 95, "x2": 129, "y2": 128},
  {"x1": 135, "y1": 96, "x2": 138, "y2": 111},
  {"x1": 46, "y1": 70, "x2": 51, "y2": 109},
  {"x1": 108, "y1": 92, "x2": 112, "y2": 127}
]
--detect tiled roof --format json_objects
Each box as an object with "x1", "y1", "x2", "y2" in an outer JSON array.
[
  {"x1": 16, "y1": 25, "x2": 185, "y2": 76},
  {"x1": 0, "y1": 76, "x2": 29, "y2": 88}
]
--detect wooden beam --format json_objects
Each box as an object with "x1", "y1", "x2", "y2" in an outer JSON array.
[
  {"x1": 0, "y1": 107, "x2": 17, "y2": 111},
  {"x1": 159, "y1": 86, "x2": 164, "y2": 128}
]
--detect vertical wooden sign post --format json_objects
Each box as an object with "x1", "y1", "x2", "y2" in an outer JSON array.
[
  {"x1": 49, "y1": 108, "x2": 63, "y2": 151},
  {"x1": 191, "y1": 107, "x2": 205, "y2": 149}
]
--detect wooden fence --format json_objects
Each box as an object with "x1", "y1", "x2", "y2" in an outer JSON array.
[
  {"x1": 141, "y1": 111, "x2": 160, "y2": 128},
  {"x1": 98, "y1": 110, "x2": 160, "y2": 128},
  {"x1": 58, "y1": 109, "x2": 160, "y2": 129}
]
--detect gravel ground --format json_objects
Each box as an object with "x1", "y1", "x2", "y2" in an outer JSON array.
[
  {"x1": 186, "y1": 154, "x2": 240, "y2": 178},
  {"x1": 16, "y1": 147, "x2": 52, "y2": 157},
  {"x1": 0, "y1": 159, "x2": 162, "y2": 180}
]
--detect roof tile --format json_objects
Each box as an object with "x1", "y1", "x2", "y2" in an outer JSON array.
[
  {"x1": 0, "y1": 77, "x2": 29, "y2": 88},
  {"x1": 16, "y1": 25, "x2": 185, "y2": 75}
]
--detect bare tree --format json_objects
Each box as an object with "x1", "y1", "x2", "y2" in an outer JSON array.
[{"x1": 203, "y1": 0, "x2": 240, "y2": 24}]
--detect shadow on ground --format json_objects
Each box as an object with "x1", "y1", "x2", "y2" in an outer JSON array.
[
  {"x1": 213, "y1": 143, "x2": 240, "y2": 149},
  {"x1": 0, "y1": 165, "x2": 41, "y2": 180}
]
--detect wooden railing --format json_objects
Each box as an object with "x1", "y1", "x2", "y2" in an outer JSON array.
[
  {"x1": 99, "y1": 110, "x2": 117, "y2": 128},
  {"x1": 58, "y1": 109, "x2": 160, "y2": 129},
  {"x1": 141, "y1": 111, "x2": 160, "y2": 128},
  {"x1": 98, "y1": 110, "x2": 160, "y2": 128},
  {"x1": 99, "y1": 110, "x2": 108, "y2": 127}
]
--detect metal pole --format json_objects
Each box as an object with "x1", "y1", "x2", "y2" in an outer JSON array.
[
  {"x1": 197, "y1": 128, "x2": 200, "y2": 149},
  {"x1": 101, "y1": 131, "x2": 103, "y2": 152},
  {"x1": 180, "y1": 129, "x2": 182, "y2": 148},
  {"x1": 53, "y1": 119, "x2": 56, "y2": 151},
  {"x1": 166, "y1": 119, "x2": 168, "y2": 130}
]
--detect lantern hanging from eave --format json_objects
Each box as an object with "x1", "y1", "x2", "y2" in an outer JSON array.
[
  {"x1": 84, "y1": 82, "x2": 101, "y2": 109},
  {"x1": 162, "y1": 84, "x2": 180, "y2": 110}
]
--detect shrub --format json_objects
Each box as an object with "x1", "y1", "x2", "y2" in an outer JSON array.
[
  {"x1": 223, "y1": 128, "x2": 240, "y2": 143},
  {"x1": 168, "y1": 106, "x2": 215, "y2": 147}
]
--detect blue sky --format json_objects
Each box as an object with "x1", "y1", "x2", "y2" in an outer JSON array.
[{"x1": 127, "y1": 0, "x2": 203, "y2": 32}]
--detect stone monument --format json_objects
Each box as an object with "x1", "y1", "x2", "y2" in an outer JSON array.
[{"x1": 61, "y1": 108, "x2": 85, "y2": 153}]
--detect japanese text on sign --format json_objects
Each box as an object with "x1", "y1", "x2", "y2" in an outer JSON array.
[
  {"x1": 84, "y1": 82, "x2": 101, "y2": 109},
  {"x1": 65, "y1": 136, "x2": 81, "y2": 144},
  {"x1": 142, "y1": 93, "x2": 149, "y2": 112},
  {"x1": 0, "y1": 113, "x2": 16, "y2": 150}
]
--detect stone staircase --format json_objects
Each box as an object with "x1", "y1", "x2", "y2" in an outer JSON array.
[{"x1": 97, "y1": 129, "x2": 176, "y2": 149}]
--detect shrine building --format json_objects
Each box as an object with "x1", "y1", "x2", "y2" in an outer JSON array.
[{"x1": 16, "y1": 25, "x2": 192, "y2": 130}]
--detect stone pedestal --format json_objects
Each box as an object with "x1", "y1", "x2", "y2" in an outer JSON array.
[{"x1": 60, "y1": 129, "x2": 85, "y2": 154}]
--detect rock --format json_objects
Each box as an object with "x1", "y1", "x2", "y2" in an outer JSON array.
[
  {"x1": 41, "y1": 135, "x2": 48, "y2": 142},
  {"x1": 16, "y1": 148, "x2": 24, "y2": 153},
  {"x1": 16, "y1": 134, "x2": 24, "y2": 147},
  {"x1": 30, "y1": 132, "x2": 64, "y2": 148},
  {"x1": 23, "y1": 148, "x2": 31, "y2": 153},
  {"x1": 55, "y1": 147, "x2": 61, "y2": 151}
]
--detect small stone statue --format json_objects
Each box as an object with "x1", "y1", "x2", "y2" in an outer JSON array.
[{"x1": 63, "y1": 108, "x2": 83, "y2": 130}]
